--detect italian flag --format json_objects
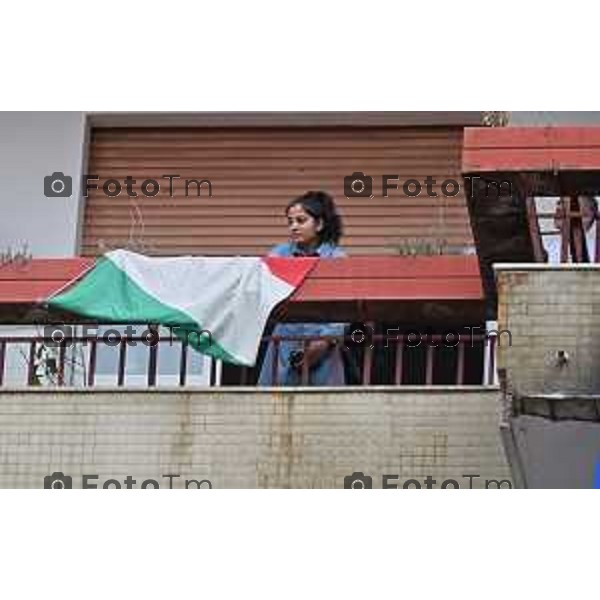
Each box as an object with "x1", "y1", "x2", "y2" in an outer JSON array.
[{"x1": 48, "y1": 249, "x2": 317, "y2": 366}]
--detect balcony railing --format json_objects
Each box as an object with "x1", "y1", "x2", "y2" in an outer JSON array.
[
  {"x1": 0, "y1": 325, "x2": 499, "y2": 388},
  {"x1": 530, "y1": 195, "x2": 599, "y2": 263}
]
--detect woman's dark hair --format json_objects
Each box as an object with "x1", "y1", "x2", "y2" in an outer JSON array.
[{"x1": 286, "y1": 190, "x2": 343, "y2": 245}]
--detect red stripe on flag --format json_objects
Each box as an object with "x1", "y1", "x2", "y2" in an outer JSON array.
[{"x1": 262, "y1": 257, "x2": 319, "y2": 289}]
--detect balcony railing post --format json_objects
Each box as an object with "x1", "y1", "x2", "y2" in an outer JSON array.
[
  {"x1": 394, "y1": 340, "x2": 404, "y2": 385},
  {"x1": 27, "y1": 341, "x2": 36, "y2": 386},
  {"x1": 456, "y1": 341, "x2": 465, "y2": 385},
  {"x1": 425, "y1": 344, "x2": 435, "y2": 385},
  {"x1": 571, "y1": 196, "x2": 586, "y2": 262},
  {"x1": 526, "y1": 195, "x2": 546, "y2": 262},
  {"x1": 596, "y1": 208, "x2": 600, "y2": 262},
  {"x1": 179, "y1": 339, "x2": 188, "y2": 386},
  {"x1": 57, "y1": 340, "x2": 66, "y2": 386},
  {"x1": 560, "y1": 195, "x2": 571, "y2": 262},
  {"x1": 87, "y1": 339, "x2": 97, "y2": 387},
  {"x1": 489, "y1": 335, "x2": 498, "y2": 385},
  {"x1": 0, "y1": 340, "x2": 5, "y2": 387},
  {"x1": 147, "y1": 324, "x2": 159, "y2": 387},
  {"x1": 361, "y1": 321, "x2": 375, "y2": 385},
  {"x1": 117, "y1": 338, "x2": 127, "y2": 386}
]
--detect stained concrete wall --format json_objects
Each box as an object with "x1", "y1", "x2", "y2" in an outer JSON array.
[
  {"x1": 0, "y1": 387, "x2": 510, "y2": 489},
  {"x1": 496, "y1": 265, "x2": 600, "y2": 395},
  {"x1": 495, "y1": 265, "x2": 600, "y2": 488},
  {"x1": 510, "y1": 415, "x2": 600, "y2": 488}
]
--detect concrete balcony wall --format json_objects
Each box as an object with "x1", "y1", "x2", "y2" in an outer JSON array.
[{"x1": 0, "y1": 387, "x2": 509, "y2": 489}]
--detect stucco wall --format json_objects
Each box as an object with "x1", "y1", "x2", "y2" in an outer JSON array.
[
  {"x1": 0, "y1": 386, "x2": 509, "y2": 489},
  {"x1": 0, "y1": 111, "x2": 87, "y2": 257}
]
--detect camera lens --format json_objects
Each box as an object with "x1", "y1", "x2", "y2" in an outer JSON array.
[{"x1": 51, "y1": 479, "x2": 65, "y2": 489}]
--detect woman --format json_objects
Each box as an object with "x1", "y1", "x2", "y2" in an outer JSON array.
[{"x1": 258, "y1": 191, "x2": 346, "y2": 386}]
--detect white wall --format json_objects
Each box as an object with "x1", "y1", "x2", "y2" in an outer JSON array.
[
  {"x1": 0, "y1": 112, "x2": 86, "y2": 257},
  {"x1": 509, "y1": 111, "x2": 600, "y2": 126}
]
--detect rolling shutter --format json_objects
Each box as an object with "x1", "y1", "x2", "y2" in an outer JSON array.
[{"x1": 81, "y1": 126, "x2": 473, "y2": 256}]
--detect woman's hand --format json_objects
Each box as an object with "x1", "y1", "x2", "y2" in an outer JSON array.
[{"x1": 303, "y1": 340, "x2": 333, "y2": 370}]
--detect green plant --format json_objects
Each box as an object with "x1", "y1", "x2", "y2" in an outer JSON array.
[
  {"x1": 482, "y1": 111, "x2": 510, "y2": 127},
  {"x1": 392, "y1": 237, "x2": 449, "y2": 256},
  {"x1": 0, "y1": 242, "x2": 32, "y2": 267}
]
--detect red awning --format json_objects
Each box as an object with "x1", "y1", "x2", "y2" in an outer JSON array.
[
  {"x1": 0, "y1": 255, "x2": 484, "y2": 324},
  {"x1": 0, "y1": 258, "x2": 95, "y2": 304},
  {"x1": 284, "y1": 255, "x2": 483, "y2": 323},
  {"x1": 463, "y1": 126, "x2": 600, "y2": 172},
  {"x1": 292, "y1": 256, "x2": 482, "y2": 301}
]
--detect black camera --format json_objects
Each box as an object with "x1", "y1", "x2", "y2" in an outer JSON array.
[
  {"x1": 344, "y1": 172, "x2": 373, "y2": 198},
  {"x1": 44, "y1": 172, "x2": 73, "y2": 198},
  {"x1": 44, "y1": 471, "x2": 73, "y2": 489},
  {"x1": 344, "y1": 472, "x2": 373, "y2": 489}
]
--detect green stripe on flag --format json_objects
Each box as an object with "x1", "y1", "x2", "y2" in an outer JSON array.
[{"x1": 49, "y1": 255, "x2": 241, "y2": 364}]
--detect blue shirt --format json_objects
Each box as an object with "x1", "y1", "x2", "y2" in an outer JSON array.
[{"x1": 258, "y1": 241, "x2": 346, "y2": 386}]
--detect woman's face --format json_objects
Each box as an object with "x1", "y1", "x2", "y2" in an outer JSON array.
[{"x1": 287, "y1": 203, "x2": 322, "y2": 247}]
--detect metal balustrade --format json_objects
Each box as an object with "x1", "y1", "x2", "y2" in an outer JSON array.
[{"x1": 0, "y1": 327, "x2": 498, "y2": 388}]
